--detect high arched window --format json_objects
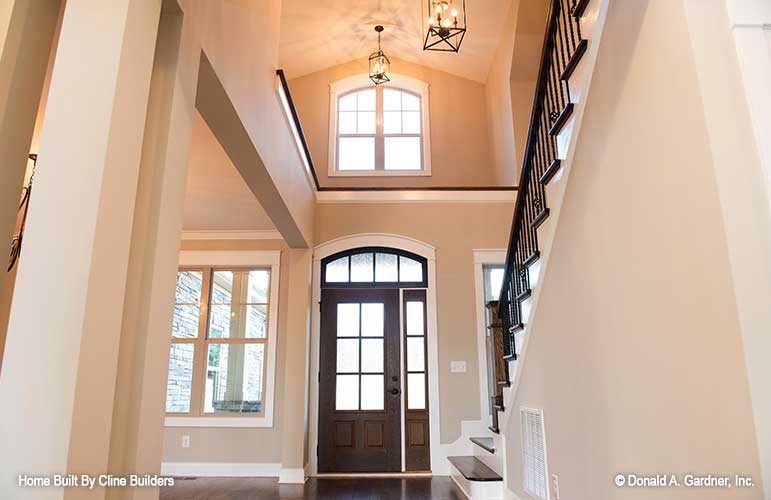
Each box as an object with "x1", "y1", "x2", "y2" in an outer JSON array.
[
  {"x1": 321, "y1": 247, "x2": 428, "y2": 288},
  {"x1": 328, "y1": 75, "x2": 431, "y2": 177}
]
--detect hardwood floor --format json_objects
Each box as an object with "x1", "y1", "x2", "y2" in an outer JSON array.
[{"x1": 159, "y1": 476, "x2": 466, "y2": 500}]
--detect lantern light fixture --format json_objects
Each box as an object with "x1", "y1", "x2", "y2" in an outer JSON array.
[
  {"x1": 368, "y1": 25, "x2": 390, "y2": 85},
  {"x1": 423, "y1": 0, "x2": 466, "y2": 53}
]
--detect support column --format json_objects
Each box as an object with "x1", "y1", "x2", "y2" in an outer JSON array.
[
  {"x1": 279, "y1": 249, "x2": 313, "y2": 483},
  {"x1": 0, "y1": 0, "x2": 60, "y2": 364},
  {"x1": 105, "y1": 3, "x2": 200, "y2": 500},
  {"x1": 0, "y1": 1, "x2": 162, "y2": 499}
]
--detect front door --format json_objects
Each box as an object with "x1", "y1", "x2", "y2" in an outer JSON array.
[{"x1": 318, "y1": 288, "x2": 401, "y2": 472}]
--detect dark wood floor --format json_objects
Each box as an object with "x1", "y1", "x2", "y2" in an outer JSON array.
[{"x1": 159, "y1": 476, "x2": 465, "y2": 500}]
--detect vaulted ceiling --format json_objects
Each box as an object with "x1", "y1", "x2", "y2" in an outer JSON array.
[{"x1": 279, "y1": 0, "x2": 513, "y2": 83}]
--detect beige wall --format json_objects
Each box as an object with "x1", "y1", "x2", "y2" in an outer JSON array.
[
  {"x1": 485, "y1": 0, "x2": 548, "y2": 185},
  {"x1": 179, "y1": 0, "x2": 315, "y2": 246},
  {"x1": 162, "y1": 239, "x2": 289, "y2": 464},
  {"x1": 504, "y1": 1, "x2": 763, "y2": 498},
  {"x1": 315, "y1": 202, "x2": 514, "y2": 443},
  {"x1": 288, "y1": 57, "x2": 500, "y2": 189}
]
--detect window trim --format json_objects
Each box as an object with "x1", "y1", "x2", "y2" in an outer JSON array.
[
  {"x1": 328, "y1": 74, "x2": 432, "y2": 177},
  {"x1": 165, "y1": 251, "x2": 281, "y2": 428}
]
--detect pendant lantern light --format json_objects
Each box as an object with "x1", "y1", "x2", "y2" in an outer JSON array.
[
  {"x1": 424, "y1": 0, "x2": 467, "y2": 52},
  {"x1": 369, "y1": 25, "x2": 391, "y2": 85}
]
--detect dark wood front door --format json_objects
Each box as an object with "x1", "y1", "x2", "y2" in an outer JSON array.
[{"x1": 319, "y1": 288, "x2": 401, "y2": 472}]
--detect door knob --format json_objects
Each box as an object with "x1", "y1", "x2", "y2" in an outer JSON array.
[{"x1": 390, "y1": 388, "x2": 400, "y2": 395}]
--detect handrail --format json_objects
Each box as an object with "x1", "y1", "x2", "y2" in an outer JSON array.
[
  {"x1": 276, "y1": 69, "x2": 321, "y2": 190},
  {"x1": 498, "y1": 0, "x2": 586, "y2": 358}
]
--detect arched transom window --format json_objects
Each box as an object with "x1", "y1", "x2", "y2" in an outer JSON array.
[
  {"x1": 321, "y1": 247, "x2": 428, "y2": 287},
  {"x1": 329, "y1": 75, "x2": 431, "y2": 177}
]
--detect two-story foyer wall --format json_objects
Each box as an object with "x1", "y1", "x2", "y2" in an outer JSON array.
[
  {"x1": 314, "y1": 201, "x2": 514, "y2": 443},
  {"x1": 287, "y1": 57, "x2": 500, "y2": 189}
]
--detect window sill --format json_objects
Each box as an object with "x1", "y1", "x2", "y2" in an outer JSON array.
[
  {"x1": 330, "y1": 169, "x2": 432, "y2": 177},
  {"x1": 164, "y1": 416, "x2": 273, "y2": 428}
]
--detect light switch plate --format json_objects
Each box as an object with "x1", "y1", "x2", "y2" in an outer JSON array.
[
  {"x1": 182, "y1": 435, "x2": 190, "y2": 448},
  {"x1": 450, "y1": 361, "x2": 466, "y2": 373}
]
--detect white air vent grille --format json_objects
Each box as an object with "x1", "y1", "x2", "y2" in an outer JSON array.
[{"x1": 521, "y1": 407, "x2": 548, "y2": 500}]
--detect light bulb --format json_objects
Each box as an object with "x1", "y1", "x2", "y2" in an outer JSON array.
[
  {"x1": 452, "y1": 8, "x2": 458, "y2": 16},
  {"x1": 436, "y1": 5, "x2": 441, "y2": 13},
  {"x1": 429, "y1": 17, "x2": 434, "y2": 25},
  {"x1": 443, "y1": 18, "x2": 450, "y2": 27}
]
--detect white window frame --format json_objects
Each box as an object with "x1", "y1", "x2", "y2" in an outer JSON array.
[
  {"x1": 164, "y1": 251, "x2": 281, "y2": 428},
  {"x1": 328, "y1": 74, "x2": 432, "y2": 177}
]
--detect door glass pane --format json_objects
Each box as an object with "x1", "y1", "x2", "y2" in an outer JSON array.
[
  {"x1": 485, "y1": 267, "x2": 505, "y2": 301},
  {"x1": 361, "y1": 303, "x2": 384, "y2": 337},
  {"x1": 375, "y1": 253, "x2": 398, "y2": 282},
  {"x1": 407, "y1": 373, "x2": 426, "y2": 410},
  {"x1": 336, "y1": 375, "x2": 359, "y2": 410},
  {"x1": 247, "y1": 270, "x2": 270, "y2": 303},
  {"x1": 165, "y1": 343, "x2": 195, "y2": 413},
  {"x1": 361, "y1": 375, "x2": 384, "y2": 410},
  {"x1": 361, "y1": 338, "x2": 384, "y2": 373},
  {"x1": 337, "y1": 303, "x2": 360, "y2": 337},
  {"x1": 350, "y1": 253, "x2": 374, "y2": 282},
  {"x1": 407, "y1": 337, "x2": 425, "y2": 372},
  {"x1": 326, "y1": 256, "x2": 349, "y2": 282},
  {"x1": 204, "y1": 343, "x2": 264, "y2": 414},
  {"x1": 384, "y1": 136, "x2": 421, "y2": 170},
  {"x1": 337, "y1": 338, "x2": 359, "y2": 373},
  {"x1": 399, "y1": 256, "x2": 424, "y2": 282},
  {"x1": 175, "y1": 271, "x2": 202, "y2": 304},
  {"x1": 406, "y1": 301, "x2": 424, "y2": 336},
  {"x1": 172, "y1": 305, "x2": 200, "y2": 338}
]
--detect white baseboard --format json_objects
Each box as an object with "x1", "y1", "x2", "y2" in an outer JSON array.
[
  {"x1": 278, "y1": 467, "x2": 307, "y2": 484},
  {"x1": 160, "y1": 462, "x2": 280, "y2": 477}
]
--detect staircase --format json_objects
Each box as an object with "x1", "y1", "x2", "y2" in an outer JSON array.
[{"x1": 448, "y1": 0, "x2": 608, "y2": 497}]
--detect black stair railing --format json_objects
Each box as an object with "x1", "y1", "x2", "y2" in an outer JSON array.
[{"x1": 499, "y1": 0, "x2": 586, "y2": 359}]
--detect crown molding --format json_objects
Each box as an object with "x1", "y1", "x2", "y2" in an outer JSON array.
[{"x1": 180, "y1": 229, "x2": 283, "y2": 241}]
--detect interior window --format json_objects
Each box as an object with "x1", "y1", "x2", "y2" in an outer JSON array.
[{"x1": 334, "y1": 83, "x2": 427, "y2": 175}]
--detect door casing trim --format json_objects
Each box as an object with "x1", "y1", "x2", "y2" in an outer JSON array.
[{"x1": 309, "y1": 233, "x2": 441, "y2": 475}]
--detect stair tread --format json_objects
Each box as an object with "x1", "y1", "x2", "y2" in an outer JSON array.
[
  {"x1": 448, "y1": 456, "x2": 502, "y2": 482},
  {"x1": 469, "y1": 437, "x2": 496, "y2": 454}
]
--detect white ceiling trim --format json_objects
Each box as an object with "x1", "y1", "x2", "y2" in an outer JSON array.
[
  {"x1": 180, "y1": 229, "x2": 283, "y2": 241},
  {"x1": 315, "y1": 190, "x2": 516, "y2": 204}
]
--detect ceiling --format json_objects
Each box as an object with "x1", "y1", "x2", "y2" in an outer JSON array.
[
  {"x1": 279, "y1": 0, "x2": 513, "y2": 83},
  {"x1": 183, "y1": 112, "x2": 277, "y2": 231}
]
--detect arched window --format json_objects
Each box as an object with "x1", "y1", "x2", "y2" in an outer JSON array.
[
  {"x1": 321, "y1": 247, "x2": 428, "y2": 287},
  {"x1": 328, "y1": 75, "x2": 431, "y2": 177}
]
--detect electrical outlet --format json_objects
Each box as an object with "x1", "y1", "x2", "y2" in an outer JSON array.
[
  {"x1": 551, "y1": 474, "x2": 560, "y2": 499},
  {"x1": 182, "y1": 435, "x2": 190, "y2": 448},
  {"x1": 450, "y1": 361, "x2": 466, "y2": 373}
]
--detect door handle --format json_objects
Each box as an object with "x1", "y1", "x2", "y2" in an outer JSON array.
[{"x1": 390, "y1": 388, "x2": 400, "y2": 395}]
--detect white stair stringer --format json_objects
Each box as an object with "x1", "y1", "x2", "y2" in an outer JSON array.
[{"x1": 495, "y1": 0, "x2": 611, "y2": 444}]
